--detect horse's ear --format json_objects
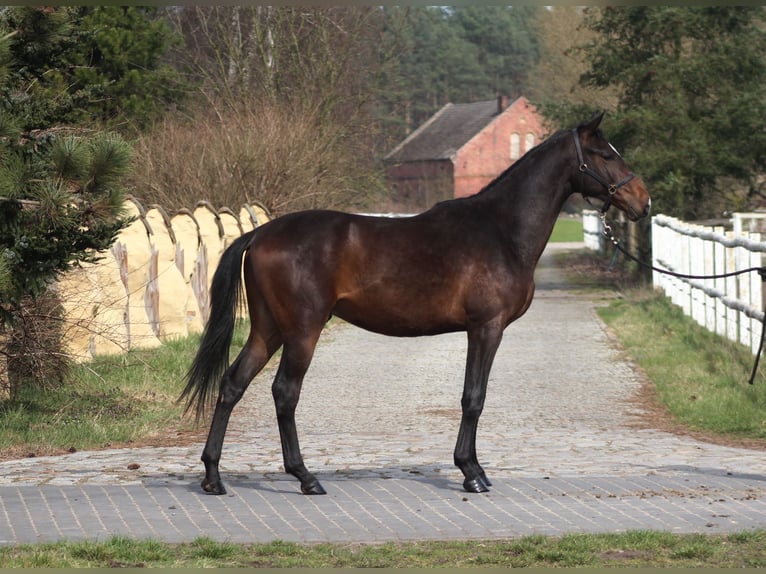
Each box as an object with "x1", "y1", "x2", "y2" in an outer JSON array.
[{"x1": 580, "y1": 111, "x2": 605, "y2": 133}]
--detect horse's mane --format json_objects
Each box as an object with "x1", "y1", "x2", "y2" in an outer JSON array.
[{"x1": 474, "y1": 128, "x2": 571, "y2": 197}]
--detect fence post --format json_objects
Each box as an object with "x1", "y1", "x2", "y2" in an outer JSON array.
[
  {"x1": 750, "y1": 233, "x2": 763, "y2": 354},
  {"x1": 760, "y1": 264, "x2": 766, "y2": 356},
  {"x1": 703, "y1": 227, "x2": 715, "y2": 332},
  {"x1": 713, "y1": 226, "x2": 727, "y2": 337},
  {"x1": 689, "y1": 228, "x2": 704, "y2": 327},
  {"x1": 738, "y1": 235, "x2": 752, "y2": 348},
  {"x1": 680, "y1": 225, "x2": 691, "y2": 316},
  {"x1": 651, "y1": 216, "x2": 661, "y2": 290},
  {"x1": 725, "y1": 231, "x2": 739, "y2": 345}
]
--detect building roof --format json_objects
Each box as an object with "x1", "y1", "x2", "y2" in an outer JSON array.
[{"x1": 384, "y1": 98, "x2": 515, "y2": 164}]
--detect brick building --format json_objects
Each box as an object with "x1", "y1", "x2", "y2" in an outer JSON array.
[{"x1": 384, "y1": 95, "x2": 546, "y2": 211}]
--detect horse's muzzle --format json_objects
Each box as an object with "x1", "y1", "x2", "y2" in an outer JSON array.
[{"x1": 619, "y1": 179, "x2": 651, "y2": 221}]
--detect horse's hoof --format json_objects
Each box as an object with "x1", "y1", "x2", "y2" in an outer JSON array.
[
  {"x1": 301, "y1": 480, "x2": 327, "y2": 495},
  {"x1": 479, "y1": 473, "x2": 492, "y2": 487},
  {"x1": 463, "y1": 477, "x2": 490, "y2": 493},
  {"x1": 201, "y1": 478, "x2": 227, "y2": 495}
]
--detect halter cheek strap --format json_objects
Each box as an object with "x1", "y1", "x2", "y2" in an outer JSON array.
[{"x1": 572, "y1": 128, "x2": 635, "y2": 214}]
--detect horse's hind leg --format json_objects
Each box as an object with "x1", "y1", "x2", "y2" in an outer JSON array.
[
  {"x1": 201, "y1": 332, "x2": 279, "y2": 495},
  {"x1": 272, "y1": 331, "x2": 325, "y2": 495}
]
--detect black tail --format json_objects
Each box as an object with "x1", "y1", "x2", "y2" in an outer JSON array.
[{"x1": 179, "y1": 229, "x2": 257, "y2": 420}]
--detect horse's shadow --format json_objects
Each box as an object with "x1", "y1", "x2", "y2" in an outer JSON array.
[
  {"x1": 153, "y1": 463, "x2": 766, "y2": 498},
  {"x1": 159, "y1": 464, "x2": 466, "y2": 497}
]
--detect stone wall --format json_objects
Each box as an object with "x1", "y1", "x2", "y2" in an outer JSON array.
[{"x1": 57, "y1": 196, "x2": 270, "y2": 361}]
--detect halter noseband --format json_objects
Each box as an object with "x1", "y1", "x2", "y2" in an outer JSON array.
[{"x1": 572, "y1": 128, "x2": 635, "y2": 214}]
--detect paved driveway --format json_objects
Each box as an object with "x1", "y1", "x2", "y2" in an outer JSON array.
[{"x1": 1, "y1": 243, "x2": 765, "y2": 544}]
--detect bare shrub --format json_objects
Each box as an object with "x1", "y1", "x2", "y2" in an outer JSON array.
[
  {"x1": 1, "y1": 290, "x2": 69, "y2": 400},
  {"x1": 129, "y1": 99, "x2": 386, "y2": 215}
]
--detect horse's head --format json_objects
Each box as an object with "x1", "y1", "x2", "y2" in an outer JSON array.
[{"x1": 573, "y1": 112, "x2": 651, "y2": 221}]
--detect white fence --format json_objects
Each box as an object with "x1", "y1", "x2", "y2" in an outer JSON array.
[
  {"x1": 582, "y1": 209, "x2": 602, "y2": 250},
  {"x1": 651, "y1": 214, "x2": 765, "y2": 354},
  {"x1": 582, "y1": 210, "x2": 766, "y2": 354}
]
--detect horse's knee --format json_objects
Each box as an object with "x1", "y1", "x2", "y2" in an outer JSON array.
[{"x1": 460, "y1": 403, "x2": 483, "y2": 421}]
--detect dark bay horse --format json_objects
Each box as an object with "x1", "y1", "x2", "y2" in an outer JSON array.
[{"x1": 180, "y1": 112, "x2": 651, "y2": 496}]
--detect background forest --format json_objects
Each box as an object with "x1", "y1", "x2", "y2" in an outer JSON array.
[
  {"x1": 4, "y1": 6, "x2": 766, "y2": 218},
  {"x1": 2, "y1": 6, "x2": 766, "y2": 390}
]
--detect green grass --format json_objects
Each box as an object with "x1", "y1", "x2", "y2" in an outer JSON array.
[
  {"x1": 557, "y1": 248, "x2": 766, "y2": 440},
  {"x1": 598, "y1": 289, "x2": 766, "y2": 438},
  {"x1": 1, "y1": 530, "x2": 764, "y2": 567},
  {"x1": 0, "y1": 320, "x2": 258, "y2": 459},
  {"x1": 1, "y1": 325, "x2": 238, "y2": 458},
  {"x1": 549, "y1": 216, "x2": 583, "y2": 243}
]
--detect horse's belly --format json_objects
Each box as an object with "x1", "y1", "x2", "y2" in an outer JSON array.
[{"x1": 332, "y1": 297, "x2": 465, "y2": 338}]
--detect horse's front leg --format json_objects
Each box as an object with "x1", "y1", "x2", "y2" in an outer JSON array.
[{"x1": 454, "y1": 322, "x2": 503, "y2": 493}]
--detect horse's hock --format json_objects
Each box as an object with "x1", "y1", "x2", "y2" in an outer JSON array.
[{"x1": 56, "y1": 197, "x2": 271, "y2": 361}]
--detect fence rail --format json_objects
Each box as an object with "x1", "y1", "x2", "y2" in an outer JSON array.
[
  {"x1": 651, "y1": 214, "x2": 764, "y2": 354},
  {"x1": 583, "y1": 211, "x2": 766, "y2": 354}
]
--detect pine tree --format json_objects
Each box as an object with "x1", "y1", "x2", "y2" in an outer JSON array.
[
  {"x1": 0, "y1": 8, "x2": 133, "y2": 396},
  {"x1": 572, "y1": 6, "x2": 766, "y2": 219}
]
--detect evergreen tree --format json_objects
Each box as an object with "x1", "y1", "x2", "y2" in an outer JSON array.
[
  {"x1": 450, "y1": 6, "x2": 541, "y2": 99},
  {"x1": 71, "y1": 6, "x2": 185, "y2": 129},
  {"x1": 375, "y1": 6, "x2": 542, "y2": 144},
  {"x1": 0, "y1": 130, "x2": 132, "y2": 326},
  {"x1": 0, "y1": 8, "x2": 134, "y2": 394},
  {"x1": 1, "y1": 6, "x2": 184, "y2": 131},
  {"x1": 575, "y1": 6, "x2": 766, "y2": 219},
  {"x1": 398, "y1": 7, "x2": 484, "y2": 129}
]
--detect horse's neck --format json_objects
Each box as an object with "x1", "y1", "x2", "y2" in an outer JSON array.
[{"x1": 483, "y1": 144, "x2": 574, "y2": 268}]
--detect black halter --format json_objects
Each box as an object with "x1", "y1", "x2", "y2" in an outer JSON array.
[{"x1": 572, "y1": 128, "x2": 636, "y2": 214}]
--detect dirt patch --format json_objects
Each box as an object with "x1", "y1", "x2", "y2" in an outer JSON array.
[
  {"x1": 600, "y1": 549, "x2": 652, "y2": 562},
  {"x1": 424, "y1": 408, "x2": 462, "y2": 418},
  {"x1": 0, "y1": 426, "x2": 208, "y2": 462}
]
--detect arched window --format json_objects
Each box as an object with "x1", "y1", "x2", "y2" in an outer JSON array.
[
  {"x1": 525, "y1": 132, "x2": 535, "y2": 153},
  {"x1": 510, "y1": 133, "x2": 521, "y2": 160}
]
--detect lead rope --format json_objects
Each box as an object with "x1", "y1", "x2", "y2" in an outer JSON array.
[{"x1": 599, "y1": 213, "x2": 766, "y2": 385}]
